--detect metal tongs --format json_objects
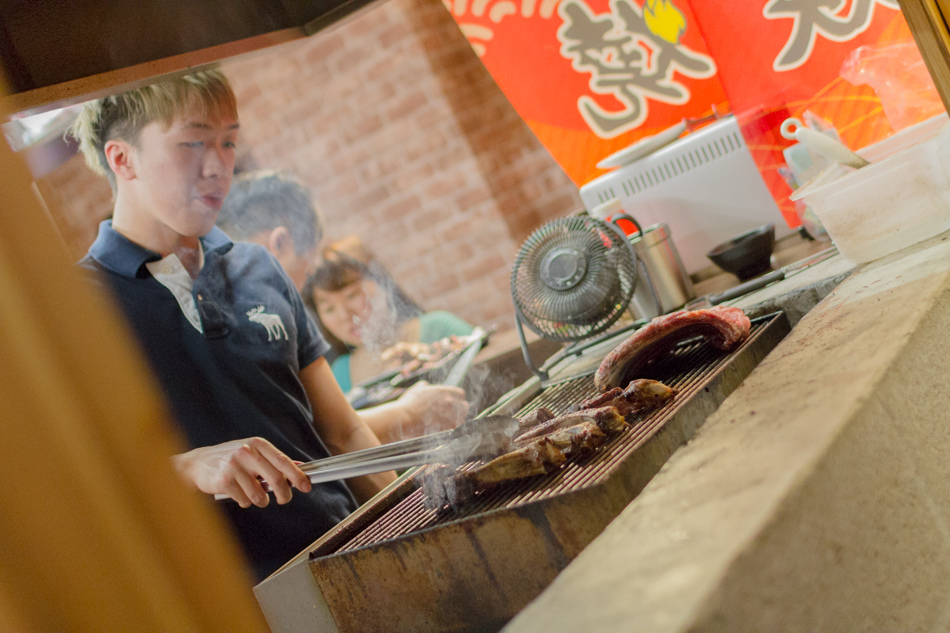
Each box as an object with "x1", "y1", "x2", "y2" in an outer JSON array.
[
  {"x1": 214, "y1": 414, "x2": 520, "y2": 501},
  {"x1": 440, "y1": 326, "x2": 487, "y2": 388}
]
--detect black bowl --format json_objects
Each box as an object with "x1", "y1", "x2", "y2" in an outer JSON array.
[{"x1": 706, "y1": 223, "x2": 775, "y2": 280}]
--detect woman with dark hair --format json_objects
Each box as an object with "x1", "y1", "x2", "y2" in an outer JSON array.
[{"x1": 304, "y1": 237, "x2": 474, "y2": 393}]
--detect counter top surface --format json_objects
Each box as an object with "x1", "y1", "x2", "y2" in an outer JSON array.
[{"x1": 505, "y1": 230, "x2": 950, "y2": 632}]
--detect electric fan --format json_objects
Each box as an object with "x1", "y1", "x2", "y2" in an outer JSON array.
[{"x1": 510, "y1": 215, "x2": 639, "y2": 379}]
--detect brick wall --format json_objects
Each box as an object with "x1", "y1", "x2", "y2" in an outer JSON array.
[{"x1": 36, "y1": 0, "x2": 582, "y2": 331}]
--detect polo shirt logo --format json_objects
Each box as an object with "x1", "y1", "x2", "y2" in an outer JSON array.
[{"x1": 246, "y1": 305, "x2": 289, "y2": 341}]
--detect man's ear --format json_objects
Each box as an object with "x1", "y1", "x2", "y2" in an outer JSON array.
[
  {"x1": 103, "y1": 139, "x2": 136, "y2": 182},
  {"x1": 266, "y1": 226, "x2": 294, "y2": 257}
]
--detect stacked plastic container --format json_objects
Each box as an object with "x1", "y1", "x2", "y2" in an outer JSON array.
[{"x1": 791, "y1": 114, "x2": 950, "y2": 264}]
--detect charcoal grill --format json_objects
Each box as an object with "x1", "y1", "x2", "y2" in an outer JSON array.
[{"x1": 255, "y1": 312, "x2": 791, "y2": 633}]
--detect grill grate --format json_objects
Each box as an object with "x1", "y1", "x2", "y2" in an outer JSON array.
[{"x1": 321, "y1": 317, "x2": 773, "y2": 556}]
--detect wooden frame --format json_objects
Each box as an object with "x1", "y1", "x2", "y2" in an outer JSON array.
[
  {"x1": 900, "y1": 0, "x2": 950, "y2": 112},
  {"x1": 0, "y1": 79, "x2": 269, "y2": 631}
]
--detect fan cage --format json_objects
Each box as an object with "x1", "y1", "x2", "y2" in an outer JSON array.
[{"x1": 510, "y1": 216, "x2": 637, "y2": 342}]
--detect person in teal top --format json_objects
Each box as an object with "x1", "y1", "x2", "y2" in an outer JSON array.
[{"x1": 304, "y1": 236, "x2": 475, "y2": 394}]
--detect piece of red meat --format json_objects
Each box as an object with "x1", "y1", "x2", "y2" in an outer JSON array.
[{"x1": 594, "y1": 306, "x2": 751, "y2": 391}]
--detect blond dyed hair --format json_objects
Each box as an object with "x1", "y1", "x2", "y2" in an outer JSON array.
[{"x1": 69, "y1": 69, "x2": 237, "y2": 189}]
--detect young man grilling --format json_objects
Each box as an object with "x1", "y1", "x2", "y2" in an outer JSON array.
[{"x1": 73, "y1": 70, "x2": 395, "y2": 581}]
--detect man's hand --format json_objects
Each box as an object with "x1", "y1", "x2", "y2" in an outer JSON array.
[
  {"x1": 171, "y1": 438, "x2": 311, "y2": 508},
  {"x1": 359, "y1": 380, "x2": 470, "y2": 444},
  {"x1": 395, "y1": 381, "x2": 469, "y2": 437}
]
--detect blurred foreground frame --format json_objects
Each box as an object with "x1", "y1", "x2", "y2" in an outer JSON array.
[
  {"x1": 0, "y1": 76, "x2": 268, "y2": 630},
  {"x1": 901, "y1": 0, "x2": 950, "y2": 112}
]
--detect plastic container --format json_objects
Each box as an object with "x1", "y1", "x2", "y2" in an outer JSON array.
[{"x1": 791, "y1": 115, "x2": 950, "y2": 264}]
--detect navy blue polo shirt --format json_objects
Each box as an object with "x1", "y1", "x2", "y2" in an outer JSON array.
[{"x1": 79, "y1": 220, "x2": 356, "y2": 581}]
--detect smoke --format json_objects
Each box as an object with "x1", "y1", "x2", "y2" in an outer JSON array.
[
  {"x1": 354, "y1": 267, "x2": 424, "y2": 354},
  {"x1": 347, "y1": 270, "x2": 521, "y2": 473},
  {"x1": 457, "y1": 361, "x2": 500, "y2": 418},
  {"x1": 420, "y1": 412, "x2": 522, "y2": 513},
  {"x1": 354, "y1": 279, "x2": 403, "y2": 354},
  {"x1": 410, "y1": 354, "x2": 526, "y2": 512}
]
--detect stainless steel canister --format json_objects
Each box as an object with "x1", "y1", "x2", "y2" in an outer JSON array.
[{"x1": 624, "y1": 222, "x2": 695, "y2": 320}]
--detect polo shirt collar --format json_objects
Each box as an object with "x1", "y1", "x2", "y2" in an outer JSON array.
[{"x1": 88, "y1": 220, "x2": 233, "y2": 278}]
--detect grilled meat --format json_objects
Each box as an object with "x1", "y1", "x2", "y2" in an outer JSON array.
[
  {"x1": 516, "y1": 411, "x2": 595, "y2": 444},
  {"x1": 573, "y1": 387, "x2": 623, "y2": 411},
  {"x1": 573, "y1": 379, "x2": 675, "y2": 418},
  {"x1": 590, "y1": 405, "x2": 628, "y2": 434},
  {"x1": 517, "y1": 406, "x2": 555, "y2": 433},
  {"x1": 515, "y1": 406, "x2": 625, "y2": 444},
  {"x1": 594, "y1": 306, "x2": 751, "y2": 391},
  {"x1": 623, "y1": 378, "x2": 676, "y2": 409},
  {"x1": 421, "y1": 463, "x2": 473, "y2": 511},
  {"x1": 545, "y1": 421, "x2": 606, "y2": 458},
  {"x1": 382, "y1": 334, "x2": 479, "y2": 378},
  {"x1": 467, "y1": 437, "x2": 566, "y2": 487},
  {"x1": 422, "y1": 403, "x2": 630, "y2": 510}
]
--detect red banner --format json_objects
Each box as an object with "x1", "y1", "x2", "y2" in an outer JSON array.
[
  {"x1": 689, "y1": 0, "x2": 931, "y2": 220},
  {"x1": 447, "y1": 0, "x2": 942, "y2": 227}
]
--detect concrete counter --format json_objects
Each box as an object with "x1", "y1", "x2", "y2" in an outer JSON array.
[{"x1": 504, "y1": 231, "x2": 950, "y2": 632}]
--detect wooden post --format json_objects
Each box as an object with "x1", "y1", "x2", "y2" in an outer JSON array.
[
  {"x1": 900, "y1": 0, "x2": 950, "y2": 112},
  {"x1": 0, "y1": 80, "x2": 269, "y2": 630}
]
